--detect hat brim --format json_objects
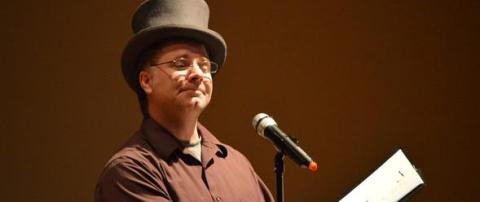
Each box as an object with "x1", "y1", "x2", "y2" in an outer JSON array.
[{"x1": 121, "y1": 24, "x2": 227, "y2": 92}]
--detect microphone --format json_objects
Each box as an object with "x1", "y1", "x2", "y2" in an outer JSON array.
[{"x1": 252, "y1": 113, "x2": 318, "y2": 172}]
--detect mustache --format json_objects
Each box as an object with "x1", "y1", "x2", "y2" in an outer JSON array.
[{"x1": 178, "y1": 83, "x2": 208, "y2": 94}]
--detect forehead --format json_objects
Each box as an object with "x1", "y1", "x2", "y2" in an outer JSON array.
[{"x1": 153, "y1": 40, "x2": 208, "y2": 60}]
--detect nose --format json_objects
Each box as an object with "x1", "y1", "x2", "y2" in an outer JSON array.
[{"x1": 186, "y1": 62, "x2": 205, "y2": 83}]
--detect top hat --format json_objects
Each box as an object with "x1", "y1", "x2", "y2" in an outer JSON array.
[{"x1": 121, "y1": 0, "x2": 227, "y2": 92}]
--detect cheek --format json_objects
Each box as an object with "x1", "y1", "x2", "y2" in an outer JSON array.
[
  {"x1": 205, "y1": 81, "x2": 213, "y2": 95},
  {"x1": 151, "y1": 78, "x2": 173, "y2": 97}
]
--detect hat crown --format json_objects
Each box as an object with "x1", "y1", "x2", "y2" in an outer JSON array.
[{"x1": 132, "y1": 0, "x2": 210, "y2": 34}]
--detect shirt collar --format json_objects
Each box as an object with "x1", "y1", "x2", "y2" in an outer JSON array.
[{"x1": 140, "y1": 118, "x2": 227, "y2": 161}]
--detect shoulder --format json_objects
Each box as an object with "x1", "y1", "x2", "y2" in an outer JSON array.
[
  {"x1": 222, "y1": 143, "x2": 249, "y2": 160},
  {"x1": 95, "y1": 133, "x2": 170, "y2": 201},
  {"x1": 96, "y1": 132, "x2": 167, "y2": 188},
  {"x1": 102, "y1": 132, "x2": 163, "y2": 177},
  {"x1": 217, "y1": 142, "x2": 257, "y2": 171}
]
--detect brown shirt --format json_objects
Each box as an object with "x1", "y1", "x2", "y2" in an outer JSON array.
[{"x1": 95, "y1": 118, "x2": 274, "y2": 202}]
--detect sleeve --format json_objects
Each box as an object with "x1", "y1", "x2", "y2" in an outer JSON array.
[
  {"x1": 95, "y1": 158, "x2": 171, "y2": 202},
  {"x1": 249, "y1": 163, "x2": 275, "y2": 202},
  {"x1": 238, "y1": 150, "x2": 275, "y2": 202},
  {"x1": 255, "y1": 173, "x2": 275, "y2": 202}
]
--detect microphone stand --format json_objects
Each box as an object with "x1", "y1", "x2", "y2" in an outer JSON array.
[{"x1": 274, "y1": 152, "x2": 285, "y2": 202}]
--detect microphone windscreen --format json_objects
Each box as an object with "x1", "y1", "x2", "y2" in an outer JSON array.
[{"x1": 252, "y1": 113, "x2": 277, "y2": 137}]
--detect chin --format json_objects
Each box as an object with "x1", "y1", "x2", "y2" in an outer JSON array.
[{"x1": 185, "y1": 97, "x2": 209, "y2": 109}]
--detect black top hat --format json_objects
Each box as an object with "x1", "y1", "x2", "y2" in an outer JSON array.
[{"x1": 121, "y1": 0, "x2": 227, "y2": 92}]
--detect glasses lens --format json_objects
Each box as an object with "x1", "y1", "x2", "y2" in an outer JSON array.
[
  {"x1": 210, "y1": 62, "x2": 219, "y2": 74},
  {"x1": 197, "y1": 58, "x2": 211, "y2": 73},
  {"x1": 172, "y1": 57, "x2": 190, "y2": 70},
  {"x1": 166, "y1": 57, "x2": 218, "y2": 74}
]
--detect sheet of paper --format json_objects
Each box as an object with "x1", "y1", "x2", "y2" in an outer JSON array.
[{"x1": 340, "y1": 149, "x2": 424, "y2": 202}]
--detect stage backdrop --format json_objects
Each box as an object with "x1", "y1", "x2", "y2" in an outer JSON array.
[{"x1": 1, "y1": 0, "x2": 478, "y2": 201}]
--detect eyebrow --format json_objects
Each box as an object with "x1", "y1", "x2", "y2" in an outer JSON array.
[{"x1": 173, "y1": 54, "x2": 190, "y2": 59}]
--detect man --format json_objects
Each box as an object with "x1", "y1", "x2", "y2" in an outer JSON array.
[{"x1": 95, "y1": 0, "x2": 274, "y2": 201}]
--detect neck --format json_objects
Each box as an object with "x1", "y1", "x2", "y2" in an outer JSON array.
[{"x1": 148, "y1": 106, "x2": 202, "y2": 144}]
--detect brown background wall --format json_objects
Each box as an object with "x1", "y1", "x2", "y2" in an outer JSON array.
[{"x1": 1, "y1": 0, "x2": 479, "y2": 201}]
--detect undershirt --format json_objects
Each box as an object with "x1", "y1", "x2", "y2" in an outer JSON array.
[{"x1": 182, "y1": 137, "x2": 202, "y2": 162}]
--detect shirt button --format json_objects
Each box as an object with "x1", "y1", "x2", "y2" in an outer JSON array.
[{"x1": 215, "y1": 196, "x2": 222, "y2": 202}]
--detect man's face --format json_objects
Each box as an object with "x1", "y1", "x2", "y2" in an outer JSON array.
[{"x1": 139, "y1": 41, "x2": 214, "y2": 115}]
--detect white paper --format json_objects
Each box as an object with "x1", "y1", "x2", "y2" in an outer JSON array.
[{"x1": 339, "y1": 149, "x2": 424, "y2": 202}]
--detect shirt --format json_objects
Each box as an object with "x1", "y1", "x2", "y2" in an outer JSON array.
[{"x1": 95, "y1": 118, "x2": 274, "y2": 202}]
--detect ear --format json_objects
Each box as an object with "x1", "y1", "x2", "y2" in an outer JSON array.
[{"x1": 139, "y1": 70, "x2": 154, "y2": 95}]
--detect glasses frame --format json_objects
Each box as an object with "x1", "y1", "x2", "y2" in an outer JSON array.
[{"x1": 149, "y1": 56, "x2": 219, "y2": 75}]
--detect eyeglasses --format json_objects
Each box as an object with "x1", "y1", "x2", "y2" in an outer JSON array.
[{"x1": 150, "y1": 56, "x2": 219, "y2": 74}]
